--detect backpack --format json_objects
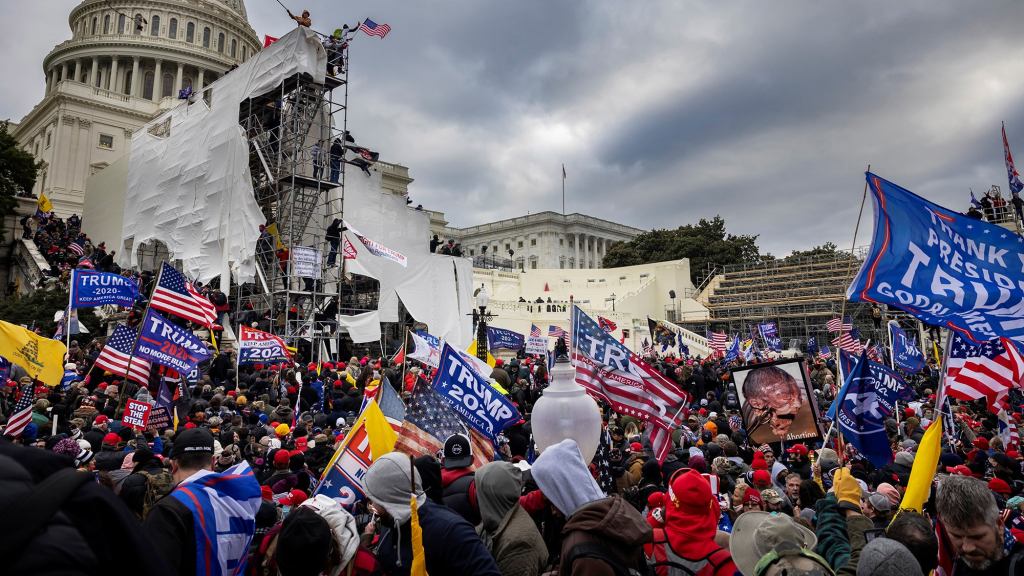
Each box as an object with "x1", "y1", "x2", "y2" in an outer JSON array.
[
  {"x1": 138, "y1": 469, "x2": 174, "y2": 519},
  {"x1": 563, "y1": 542, "x2": 652, "y2": 576},
  {"x1": 648, "y1": 536, "x2": 732, "y2": 576}
]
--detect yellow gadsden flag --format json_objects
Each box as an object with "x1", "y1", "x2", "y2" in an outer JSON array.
[
  {"x1": 0, "y1": 320, "x2": 67, "y2": 385},
  {"x1": 36, "y1": 192, "x2": 53, "y2": 214}
]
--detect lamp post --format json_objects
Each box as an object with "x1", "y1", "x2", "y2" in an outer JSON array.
[
  {"x1": 475, "y1": 284, "x2": 492, "y2": 362},
  {"x1": 606, "y1": 292, "x2": 616, "y2": 312},
  {"x1": 530, "y1": 353, "x2": 601, "y2": 463}
]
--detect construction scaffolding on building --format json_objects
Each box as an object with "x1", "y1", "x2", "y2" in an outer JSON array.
[{"x1": 232, "y1": 42, "x2": 383, "y2": 362}]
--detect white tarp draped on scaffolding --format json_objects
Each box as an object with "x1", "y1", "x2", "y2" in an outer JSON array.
[
  {"x1": 336, "y1": 310, "x2": 384, "y2": 344},
  {"x1": 118, "y1": 28, "x2": 327, "y2": 284},
  {"x1": 340, "y1": 171, "x2": 474, "y2": 346}
]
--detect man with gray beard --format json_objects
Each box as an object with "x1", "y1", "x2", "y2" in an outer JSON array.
[{"x1": 936, "y1": 475, "x2": 1024, "y2": 574}]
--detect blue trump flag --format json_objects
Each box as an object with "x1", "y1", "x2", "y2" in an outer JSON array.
[
  {"x1": 758, "y1": 321, "x2": 783, "y2": 352},
  {"x1": 134, "y1": 309, "x2": 212, "y2": 377},
  {"x1": 832, "y1": 350, "x2": 912, "y2": 467},
  {"x1": 806, "y1": 337, "x2": 819, "y2": 356},
  {"x1": 848, "y1": 173, "x2": 1024, "y2": 347},
  {"x1": 724, "y1": 336, "x2": 740, "y2": 363},
  {"x1": 486, "y1": 326, "x2": 525, "y2": 351},
  {"x1": 889, "y1": 322, "x2": 925, "y2": 374},
  {"x1": 432, "y1": 343, "x2": 520, "y2": 440},
  {"x1": 70, "y1": 269, "x2": 139, "y2": 308}
]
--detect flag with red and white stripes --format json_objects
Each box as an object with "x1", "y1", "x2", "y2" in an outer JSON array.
[
  {"x1": 946, "y1": 333, "x2": 1024, "y2": 413},
  {"x1": 571, "y1": 306, "x2": 687, "y2": 463},
  {"x1": 95, "y1": 324, "x2": 152, "y2": 385},
  {"x1": 832, "y1": 332, "x2": 864, "y2": 355},
  {"x1": 3, "y1": 384, "x2": 33, "y2": 438},
  {"x1": 707, "y1": 331, "x2": 728, "y2": 356},
  {"x1": 826, "y1": 316, "x2": 853, "y2": 332},
  {"x1": 150, "y1": 262, "x2": 217, "y2": 328},
  {"x1": 67, "y1": 242, "x2": 84, "y2": 257},
  {"x1": 548, "y1": 325, "x2": 571, "y2": 347},
  {"x1": 530, "y1": 324, "x2": 542, "y2": 338},
  {"x1": 597, "y1": 316, "x2": 618, "y2": 333},
  {"x1": 358, "y1": 18, "x2": 391, "y2": 38}
]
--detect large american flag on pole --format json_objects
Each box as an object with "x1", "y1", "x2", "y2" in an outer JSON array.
[
  {"x1": 946, "y1": 333, "x2": 1024, "y2": 413},
  {"x1": 3, "y1": 384, "x2": 34, "y2": 438},
  {"x1": 530, "y1": 324, "x2": 542, "y2": 338},
  {"x1": 151, "y1": 262, "x2": 217, "y2": 327},
  {"x1": 832, "y1": 331, "x2": 864, "y2": 355},
  {"x1": 572, "y1": 306, "x2": 687, "y2": 463},
  {"x1": 358, "y1": 18, "x2": 391, "y2": 38},
  {"x1": 393, "y1": 378, "x2": 493, "y2": 469},
  {"x1": 707, "y1": 331, "x2": 728, "y2": 356},
  {"x1": 549, "y1": 325, "x2": 571, "y2": 347},
  {"x1": 95, "y1": 324, "x2": 152, "y2": 385},
  {"x1": 826, "y1": 316, "x2": 854, "y2": 332}
]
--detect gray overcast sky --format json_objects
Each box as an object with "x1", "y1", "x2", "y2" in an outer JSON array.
[{"x1": 3, "y1": 1, "x2": 1024, "y2": 256}]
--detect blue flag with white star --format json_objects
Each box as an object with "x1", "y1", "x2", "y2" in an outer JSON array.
[
  {"x1": 832, "y1": 350, "x2": 912, "y2": 467},
  {"x1": 848, "y1": 173, "x2": 1024, "y2": 348}
]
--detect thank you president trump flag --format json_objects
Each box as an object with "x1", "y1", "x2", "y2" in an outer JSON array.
[
  {"x1": 848, "y1": 173, "x2": 1024, "y2": 347},
  {"x1": 134, "y1": 309, "x2": 212, "y2": 376}
]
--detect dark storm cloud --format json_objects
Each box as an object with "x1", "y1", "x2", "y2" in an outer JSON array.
[{"x1": 5, "y1": 1, "x2": 1024, "y2": 255}]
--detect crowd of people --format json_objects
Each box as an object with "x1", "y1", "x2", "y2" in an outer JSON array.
[{"x1": 4, "y1": 320, "x2": 1024, "y2": 575}]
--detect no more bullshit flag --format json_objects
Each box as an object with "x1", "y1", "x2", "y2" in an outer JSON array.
[{"x1": 848, "y1": 173, "x2": 1024, "y2": 346}]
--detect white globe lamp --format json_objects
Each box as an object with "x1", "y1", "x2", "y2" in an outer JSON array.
[{"x1": 530, "y1": 354, "x2": 602, "y2": 463}]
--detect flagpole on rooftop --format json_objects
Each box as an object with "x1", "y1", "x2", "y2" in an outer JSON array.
[{"x1": 561, "y1": 163, "x2": 566, "y2": 215}]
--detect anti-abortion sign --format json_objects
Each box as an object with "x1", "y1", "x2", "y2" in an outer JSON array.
[
  {"x1": 122, "y1": 399, "x2": 152, "y2": 430},
  {"x1": 134, "y1": 309, "x2": 212, "y2": 376},
  {"x1": 849, "y1": 173, "x2": 1024, "y2": 347},
  {"x1": 487, "y1": 326, "x2": 525, "y2": 350},
  {"x1": 291, "y1": 246, "x2": 323, "y2": 279},
  {"x1": 70, "y1": 269, "x2": 139, "y2": 308},
  {"x1": 525, "y1": 335, "x2": 548, "y2": 355},
  {"x1": 433, "y1": 343, "x2": 520, "y2": 440},
  {"x1": 238, "y1": 325, "x2": 292, "y2": 364}
]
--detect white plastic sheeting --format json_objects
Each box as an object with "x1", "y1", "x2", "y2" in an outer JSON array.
[
  {"x1": 119, "y1": 28, "x2": 327, "y2": 284},
  {"x1": 336, "y1": 310, "x2": 383, "y2": 344},
  {"x1": 340, "y1": 171, "x2": 474, "y2": 346}
]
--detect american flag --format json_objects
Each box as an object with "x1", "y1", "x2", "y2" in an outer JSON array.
[
  {"x1": 826, "y1": 316, "x2": 854, "y2": 332},
  {"x1": 3, "y1": 384, "x2": 33, "y2": 438},
  {"x1": 95, "y1": 324, "x2": 152, "y2": 385},
  {"x1": 818, "y1": 344, "x2": 833, "y2": 359},
  {"x1": 708, "y1": 331, "x2": 728, "y2": 355},
  {"x1": 530, "y1": 324, "x2": 542, "y2": 338},
  {"x1": 832, "y1": 332, "x2": 864, "y2": 355},
  {"x1": 999, "y1": 410, "x2": 1020, "y2": 450},
  {"x1": 946, "y1": 333, "x2": 1024, "y2": 413},
  {"x1": 597, "y1": 316, "x2": 618, "y2": 333},
  {"x1": 572, "y1": 306, "x2": 686, "y2": 463},
  {"x1": 394, "y1": 378, "x2": 493, "y2": 469},
  {"x1": 151, "y1": 263, "x2": 217, "y2": 327},
  {"x1": 549, "y1": 325, "x2": 571, "y2": 347},
  {"x1": 358, "y1": 18, "x2": 391, "y2": 38},
  {"x1": 67, "y1": 242, "x2": 84, "y2": 256},
  {"x1": 1004, "y1": 122, "x2": 1024, "y2": 195}
]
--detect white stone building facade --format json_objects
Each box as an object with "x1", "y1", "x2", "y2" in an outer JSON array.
[
  {"x1": 440, "y1": 211, "x2": 643, "y2": 270},
  {"x1": 11, "y1": 0, "x2": 260, "y2": 216}
]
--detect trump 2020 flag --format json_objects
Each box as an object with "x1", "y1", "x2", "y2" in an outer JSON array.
[
  {"x1": 237, "y1": 325, "x2": 291, "y2": 365},
  {"x1": 70, "y1": 269, "x2": 139, "y2": 308},
  {"x1": 833, "y1": 350, "x2": 911, "y2": 467},
  {"x1": 486, "y1": 326, "x2": 525, "y2": 351},
  {"x1": 889, "y1": 322, "x2": 925, "y2": 374},
  {"x1": 134, "y1": 309, "x2": 212, "y2": 377},
  {"x1": 758, "y1": 321, "x2": 782, "y2": 352},
  {"x1": 849, "y1": 173, "x2": 1024, "y2": 347},
  {"x1": 432, "y1": 343, "x2": 520, "y2": 441}
]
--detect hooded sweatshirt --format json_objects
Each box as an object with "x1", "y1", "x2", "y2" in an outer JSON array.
[
  {"x1": 476, "y1": 462, "x2": 548, "y2": 576},
  {"x1": 532, "y1": 439, "x2": 604, "y2": 517}
]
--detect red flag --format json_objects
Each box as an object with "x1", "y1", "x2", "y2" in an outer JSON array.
[
  {"x1": 263, "y1": 35, "x2": 279, "y2": 48},
  {"x1": 391, "y1": 344, "x2": 405, "y2": 366},
  {"x1": 597, "y1": 316, "x2": 618, "y2": 333},
  {"x1": 343, "y1": 237, "x2": 358, "y2": 260}
]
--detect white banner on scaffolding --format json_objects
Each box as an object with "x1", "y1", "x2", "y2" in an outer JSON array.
[{"x1": 291, "y1": 246, "x2": 322, "y2": 279}]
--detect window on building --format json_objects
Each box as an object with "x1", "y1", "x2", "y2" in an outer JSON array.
[
  {"x1": 230, "y1": 38, "x2": 237, "y2": 58},
  {"x1": 202, "y1": 27, "x2": 211, "y2": 48},
  {"x1": 186, "y1": 22, "x2": 194, "y2": 42},
  {"x1": 504, "y1": 243, "x2": 510, "y2": 250},
  {"x1": 123, "y1": 71, "x2": 132, "y2": 94},
  {"x1": 133, "y1": 14, "x2": 143, "y2": 34},
  {"x1": 560, "y1": 238, "x2": 564, "y2": 246},
  {"x1": 168, "y1": 18, "x2": 177, "y2": 39},
  {"x1": 117, "y1": 13, "x2": 125, "y2": 33},
  {"x1": 143, "y1": 71, "x2": 154, "y2": 99},
  {"x1": 162, "y1": 73, "x2": 173, "y2": 98},
  {"x1": 517, "y1": 241, "x2": 523, "y2": 248},
  {"x1": 98, "y1": 134, "x2": 113, "y2": 149},
  {"x1": 46, "y1": 132, "x2": 51, "y2": 148},
  {"x1": 183, "y1": 76, "x2": 193, "y2": 89},
  {"x1": 217, "y1": 32, "x2": 225, "y2": 53},
  {"x1": 150, "y1": 15, "x2": 160, "y2": 36},
  {"x1": 103, "y1": 14, "x2": 110, "y2": 33},
  {"x1": 469, "y1": 249, "x2": 475, "y2": 256},
  {"x1": 91, "y1": 17, "x2": 97, "y2": 35},
  {"x1": 242, "y1": 46, "x2": 247, "y2": 61},
  {"x1": 531, "y1": 239, "x2": 537, "y2": 246},
  {"x1": 531, "y1": 260, "x2": 538, "y2": 269}
]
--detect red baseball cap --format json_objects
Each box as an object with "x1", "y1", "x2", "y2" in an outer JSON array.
[
  {"x1": 752, "y1": 469, "x2": 772, "y2": 488},
  {"x1": 786, "y1": 444, "x2": 809, "y2": 456},
  {"x1": 94, "y1": 415, "x2": 109, "y2": 425},
  {"x1": 945, "y1": 465, "x2": 973, "y2": 476},
  {"x1": 630, "y1": 442, "x2": 643, "y2": 452},
  {"x1": 743, "y1": 488, "x2": 763, "y2": 506},
  {"x1": 989, "y1": 477, "x2": 1012, "y2": 496}
]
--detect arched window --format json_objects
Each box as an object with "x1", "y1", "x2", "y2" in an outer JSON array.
[
  {"x1": 217, "y1": 32, "x2": 225, "y2": 53},
  {"x1": 230, "y1": 38, "x2": 237, "y2": 58},
  {"x1": 150, "y1": 15, "x2": 160, "y2": 36},
  {"x1": 117, "y1": 13, "x2": 125, "y2": 33},
  {"x1": 202, "y1": 27, "x2": 211, "y2": 48},
  {"x1": 143, "y1": 71, "x2": 154, "y2": 99},
  {"x1": 133, "y1": 14, "x2": 143, "y2": 34},
  {"x1": 168, "y1": 18, "x2": 177, "y2": 39},
  {"x1": 162, "y1": 73, "x2": 173, "y2": 98},
  {"x1": 103, "y1": 14, "x2": 110, "y2": 33},
  {"x1": 183, "y1": 76, "x2": 193, "y2": 89},
  {"x1": 186, "y1": 22, "x2": 194, "y2": 42},
  {"x1": 242, "y1": 46, "x2": 247, "y2": 61},
  {"x1": 91, "y1": 17, "x2": 97, "y2": 35}
]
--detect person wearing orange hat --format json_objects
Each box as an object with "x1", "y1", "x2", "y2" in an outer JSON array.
[{"x1": 654, "y1": 470, "x2": 737, "y2": 576}]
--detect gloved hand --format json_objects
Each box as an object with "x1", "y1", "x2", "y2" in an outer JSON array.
[{"x1": 832, "y1": 467, "x2": 862, "y2": 511}]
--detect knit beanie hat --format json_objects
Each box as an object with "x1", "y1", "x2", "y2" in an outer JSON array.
[
  {"x1": 856, "y1": 537, "x2": 924, "y2": 576},
  {"x1": 751, "y1": 451, "x2": 769, "y2": 471},
  {"x1": 52, "y1": 437, "x2": 80, "y2": 458}
]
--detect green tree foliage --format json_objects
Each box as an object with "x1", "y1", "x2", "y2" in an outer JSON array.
[
  {"x1": 784, "y1": 241, "x2": 857, "y2": 262},
  {"x1": 0, "y1": 289, "x2": 100, "y2": 343},
  {"x1": 0, "y1": 122, "x2": 40, "y2": 218},
  {"x1": 601, "y1": 216, "x2": 765, "y2": 284}
]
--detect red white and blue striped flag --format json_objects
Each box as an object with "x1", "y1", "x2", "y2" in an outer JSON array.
[
  {"x1": 151, "y1": 262, "x2": 217, "y2": 327},
  {"x1": 95, "y1": 324, "x2": 153, "y2": 385},
  {"x1": 826, "y1": 316, "x2": 854, "y2": 332},
  {"x1": 597, "y1": 316, "x2": 618, "y2": 333},
  {"x1": 708, "y1": 331, "x2": 728, "y2": 356},
  {"x1": 3, "y1": 384, "x2": 34, "y2": 438},
  {"x1": 946, "y1": 333, "x2": 1024, "y2": 413},
  {"x1": 530, "y1": 324, "x2": 542, "y2": 338},
  {"x1": 358, "y1": 18, "x2": 391, "y2": 38},
  {"x1": 67, "y1": 242, "x2": 84, "y2": 256},
  {"x1": 548, "y1": 325, "x2": 571, "y2": 346}
]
